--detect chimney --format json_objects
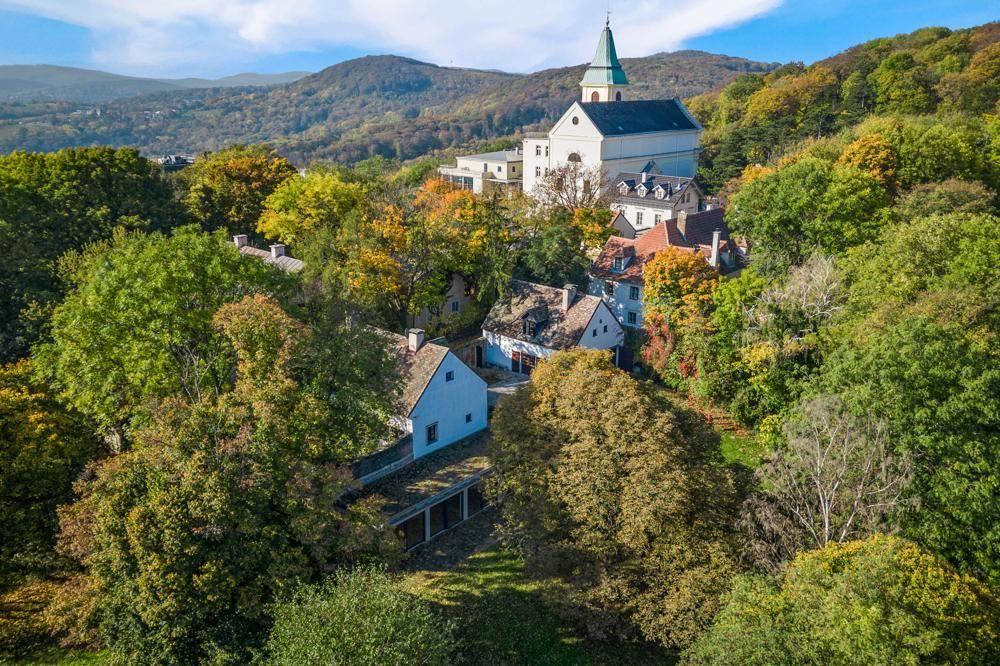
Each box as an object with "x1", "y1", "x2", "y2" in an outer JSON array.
[
  {"x1": 709, "y1": 229, "x2": 722, "y2": 268},
  {"x1": 233, "y1": 234, "x2": 248, "y2": 248},
  {"x1": 407, "y1": 328, "x2": 425, "y2": 352},
  {"x1": 270, "y1": 244, "x2": 286, "y2": 258},
  {"x1": 562, "y1": 284, "x2": 577, "y2": 311},
  {"x1": 676, "y1": 210, "x2": 688, "y2": 238}
]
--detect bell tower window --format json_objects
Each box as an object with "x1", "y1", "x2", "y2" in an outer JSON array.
[
  {"x1": 591, "y1": 91, "x2": 600, "y2": 102},
  {"x1": 615, "y1": 91, "x2": 622, "y2": 101}
]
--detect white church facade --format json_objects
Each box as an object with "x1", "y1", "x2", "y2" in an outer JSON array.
[{"x1": 520, "y1": 21, "x2": 703, "y2": 194}]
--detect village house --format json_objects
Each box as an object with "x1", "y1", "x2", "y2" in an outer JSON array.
[
  {"x1": 437, "y1": 148, "x2": 523, "y2": 194},
  {"x1": 589, "y1": 208, "x2": 738, "y2": 329},
  {"x1": 482, "y1": 280, "x2": 625, "y2": 373},
  {"x1": 610, "y1": 170, "x2": 706, "y2": 236}
]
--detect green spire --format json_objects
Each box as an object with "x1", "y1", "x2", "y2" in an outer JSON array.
[{"x1": 581, "y1": 22, "x2": 629, "y2": 86}]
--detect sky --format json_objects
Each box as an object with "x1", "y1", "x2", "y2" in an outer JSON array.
[{"x1": 0, "y1": 1, "x2": 995, "y2": 79}]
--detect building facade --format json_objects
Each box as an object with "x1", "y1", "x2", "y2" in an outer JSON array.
[{"x1": 437, "y1": 149, "x2": 523, "y2": 194}]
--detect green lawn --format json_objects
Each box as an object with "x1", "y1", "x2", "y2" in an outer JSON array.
[
  {"x1": 719, "y1": 430, "x2": 767, "y2": 468},
  {"x1": 406, "y1": 545, "x2": 672, "y2": 665}
]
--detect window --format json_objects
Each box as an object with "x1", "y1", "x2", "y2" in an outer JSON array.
[
  {"x1": 612, "y1": 257, "x2": 624, "y2": 272},
  {"x1": 511, "y1": 351, "x2": 537, "y2": 376},
  {"x1": 654, "y1": 214, "x2": 661, "y2": 224},
  {"x1": 636, "y1": 211, "x2": 643, "y2": 225},
  {"x1": 467, "y1": 483, "x2": 486, "y2": 515},
  {"x1": 629, "y1": 286, "x2": 640, "y2": 300},
  {"x1": 483, "y1": 163, "x2": 488, "y2": 171},
  {"x1": 619, "y1": 183, "x2": 629, "y2": 195},
  {"x1": 535, "y1": 166, "x2": 541, "y2": 177},
  {"x1": 535, "y1": 145, "x2": 541, "y2": 156},
  {"x1": 522, "y1": 320, "x2": 536, "y2": 336},
  {"x1": 545, "y1": 146, "x2": 549, "y2": 157},
  {"x1": 511, "y1": 165, "x2": 516, "y2": 173},
  {"x1": 568, "y1": 152, "x2": 581, "y2": 162},
  {"x1": 465, "y1": 413, "x2": 472, "y2": 423},
  {"x1": 591, "y1": 91, "x2": 600, "y2": 102},
  {"x1": 615, "y1": 91, "x2": 622, "y2": 101},
  {"x1": 603, "y1": 324, "x2": 608, "y2": 333},
  {"x1": 426, "y1": 422, "x2": 438, "y2": 445},
  {"x1": 571, "y1": 117, "x2": 579, "y2": 126},
  {"x1": 627, "y1": 311, "x2": 638, "y2": 326},
  {"x1": 445, "y1": 370, "x2": 454, "y2": 382},
  {"x1": 497, "y1": 165, "x2": 502, "y2": 173},
  {"x1": 451, "y1": 300, "x2": 460, "y2": 312},
  {"x1": 592, "y1": 328, "x2": 597, "y2": 337},
  {"x1": 604, "y1": 280, "x2": 614, "y2": 296},
  {"x1": 428, "y1": 492, "x2": 462, "y2": 536},
  {"x1": 399, "y1": 513, "x2": 425, "y2": 549}
]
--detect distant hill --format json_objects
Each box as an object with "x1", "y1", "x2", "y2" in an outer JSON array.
[
  {"x1": 0, "y1": 52, "x2": 776, "y2": 163},
  {"x1": 0, "y1": 65, "x2": 311, "y2": 103}
]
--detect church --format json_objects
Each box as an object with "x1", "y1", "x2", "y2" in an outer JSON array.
[{"x1": 520, "y1": 21, "x2": 703, "y2": 195}]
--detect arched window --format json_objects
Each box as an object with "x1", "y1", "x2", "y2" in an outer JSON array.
[
  {"x1": 567, "y1": 152, "x2": 582, "y2": 163},
  {"x1": 615, "y1": 91, "x2": 622, "y2": 101},
  {"x1": 591, "y1": 91, "x2": 600, "y2": 102}
]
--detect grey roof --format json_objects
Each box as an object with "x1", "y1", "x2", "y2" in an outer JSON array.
[
  {"x1": 385, "y1": 332, "x2": 451, "y2": 417},
  {"x1": 238, "y1": 245, "x2": 305, "y2": 273},
  {"x1": 458, "y1": 149, "x2": 523, "y2": 163},
  {"x1": 483, "y1": 280, "x2": 604, "y2": 351},
  {"x1": 578, "y1": 99, "x2": 697, "y2": 136},
  {"x1": 615, "y1": 172, "x2": 698, "y2": 207}
]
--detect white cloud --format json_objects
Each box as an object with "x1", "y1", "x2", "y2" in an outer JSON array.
[{"x1": 0, "y1": 0, "x2": 783, "y2": 75}]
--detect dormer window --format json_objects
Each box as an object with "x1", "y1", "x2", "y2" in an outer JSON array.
[
  {"x1": 618, "y1": 183, "x2": 629, "y2": 196},
  {"x1": 612, "y1": 256, "x2": 627, "y2": 272},
  {"x1": 637, "y1": 185, "x2": 647, "y2": 197},
  {"x1": 522, "y1": 320, "x2": 536, "y2": 336},
  {"x1": 655, "y1": 186, "x2": 665, "y2": 200}
]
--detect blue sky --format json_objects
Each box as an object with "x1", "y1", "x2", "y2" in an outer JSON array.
[{"x1": 0, "y1": 1, "x2": 995, "y2": 78}]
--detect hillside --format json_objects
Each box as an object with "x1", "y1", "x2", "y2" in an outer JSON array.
[
  {"x1": 0, "y1": 65, "x2": 311, "y2": 103},
  {"x1": 0, "y1": 51, "x2": 775, "y2": 164}
]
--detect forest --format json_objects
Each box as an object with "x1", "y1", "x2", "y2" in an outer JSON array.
[{"x1": 1, "y1": 19, "x2": 999, "y2": 666}]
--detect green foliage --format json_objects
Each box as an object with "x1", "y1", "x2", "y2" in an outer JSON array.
[
  {"x1": 0, "y1": 147, "x2": 180, "y2": 361},
  {"x1": 684, "y1": 535, "x2": 1000, "y2": 665},
  {"x1": 34, "y1": 225, "x2": 293, "y2": 439},
  {"x1": 490, "y1": 349, "x2": 741, "y2": 650},
  {"x1": 55, "y1": 296, "x2": 400, "y2": 665},
  {"x1": 178, "y1": 144, "x2": 296, "y2": 236},
  {"x1": 0, "y1": 361, "x2": 101, "y2": 582},
  {"x1": 894, "y1": 178, "x2": 995, "y2": 221},
  {"x1": 514, "y1": 209, "x2": 590, "y2": 288},
  {"x1": 258, "y1": 168, "x2": 365, "y2": 245},
  {"x1": 867, "y1": 52, "x2": 935, "y2": 114},
  {"x1": 268, "y1": 567, "x2": 453, "y2": 666}
]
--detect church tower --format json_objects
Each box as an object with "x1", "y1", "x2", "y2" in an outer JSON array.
[{"x1": 580, "y1": 19, "x2": 629, "y2": 103}]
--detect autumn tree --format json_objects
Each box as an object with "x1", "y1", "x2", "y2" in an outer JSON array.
[
  {"x1": 54, "y1": 296, "x2": 400, "y2": 664},
  {"x1": 490, "y1": 349, "x2": 742, "y2": 650},
  {"x1": 533, "y1": 162, "x2": 610, "y2": 210},
  {"x1": 0, "y1": 361, "x2": 102, "y2": 582},
  {"x1": 179, "y1": 145, "x2": 296, "y2": 236},
  {"x1": 685, "y1": 535, "x2": 1000, "y2": 665},
  {"x1": 34, "y1": 226, "x2": 292, "y2": 448},
  {"x1": 257, "y1": 168, "x2": 365, "y2": 245},
  {"x1": 0, "y1": 147, "x2": 180, "y2": 361}
]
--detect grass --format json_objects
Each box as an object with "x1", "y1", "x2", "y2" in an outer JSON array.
[
  {"x1": 719, "y1": 430, "x2": 767, "y2": 468},
  {"x1": 406, "y1": 545, "x2": 673, "y2": 665}
]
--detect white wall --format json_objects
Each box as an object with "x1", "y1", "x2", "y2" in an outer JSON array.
[
  {"x1": 409, "y1": 351, "x2": 488, "y2": 459},
  {"x1": 522, "y1": 138, "x2": 550, "y2": 194},
  {"x1": 483, "y1": 330, "x2": 554, "y2": 369},
  {"x1": 588, "y1": 278, "x2": 644, "y2": 328},
  {"x1": 576, "y1": 302, "x2": 627, "y2": 348}
]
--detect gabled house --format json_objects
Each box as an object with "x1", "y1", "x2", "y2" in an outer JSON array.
[
  {"x1": 482, "y1": 280, "x2": 625, "y2": 373},
  {"x1": 389, "y1": 329, "x2": 488, "y2": 459},
  {"x1": 589, "y1": 208, "x2": 738, "y2": 328},
  {"x1": 611, "y1": 171, "x2": 704, "y2": 232}
]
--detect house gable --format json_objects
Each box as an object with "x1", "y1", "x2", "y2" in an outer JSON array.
[
  {"x1": 549, "y1": 102, "x2": 604, "y2": 140},
  {"x1": 576, "y1": 300, "x2": 625, "y2": 348}
]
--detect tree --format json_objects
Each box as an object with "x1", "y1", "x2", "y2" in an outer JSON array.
[
  {"x1": 54, "y1": 296, "x2": 400, "y2": 664},
  {"x1": 257, "y1": 169, "x2": 365, "y2": 245},
  {"x1": 515, "y1": 209, "x2": 590, "y2": 288},
  {"x1": 0, "y1": 147, "x2": 180, "y2": 361},
  {"x1": 179, "y1": 145, "x2": 296, "y2": 237},
  {"x1": 533, "y1": 162, "x2": 610, "y2": 210},
  {"x1": 571, "y1": 207, "x2": 614, "y2": 250},
  {"x1": 685, "y1": 535, "x2": 1000, "y2": 665},
  {"x1": 741, "y1": 394, "x2": 911, "y2": 572},
  {"x1": 34, "y1": 226, "x2": 292, "y2": 447},
  {"x1": 868, "y1": 52, "x2": 935, "y2": 114},
  {"x1": 893, "y1": 179, "x2": 995, "y2": 222},
  {"x1": 836, "y1": 133, "x2": 899, "y2": 192},
  {"x1": 0, "y1": 361, "x2": 101, "y2": 581},
  {"x1": 266, "y1": 567, "x2": 453, "y2": 666},
  {"x1": 490, "y1": 349, "x2": 742, "y2": 649}
]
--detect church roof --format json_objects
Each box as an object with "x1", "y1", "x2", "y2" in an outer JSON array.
[
  {"x1": 581, "y1": 24, "x2": 629, "y2": 86},
  {"x1": 578, "y1": 99, "x2": 698, "y2": 136}
]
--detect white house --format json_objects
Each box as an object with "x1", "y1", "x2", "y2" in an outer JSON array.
[
  {"x1": 482, "y1": 280, "x2": 625, "y2": 373},
  {"x1": 390, "y1": 329, "x2": 488, "y2": 459},
  {"x1": 589, "y1": 208, "x2": 737, "y2": 329},
  {"x1": 521, "y1": 22, "x2": 702, "y2": 195},
  {"x1": 437, "y1": 149, "x2": 523, "y2": 194},
  {"x1": 611, "y1": 171, "x2": 704, "y2": 234}
]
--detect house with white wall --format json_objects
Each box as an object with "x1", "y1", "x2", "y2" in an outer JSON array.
[
  {"x1": 437, "y1": 149, "x2": 523, "y2": 194},
  {"x1": 388, "y1": 329, "x2": 488, "y2": 459},
  {"x1": 611, "y1": 171, "x2": 704, "y2": 234},
  {"x1": 589, "y1": 208, "x2": 737, "y2": 329},
  {"x1": 482, "y1": 280, "x2": 625, "y2": 373}
]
